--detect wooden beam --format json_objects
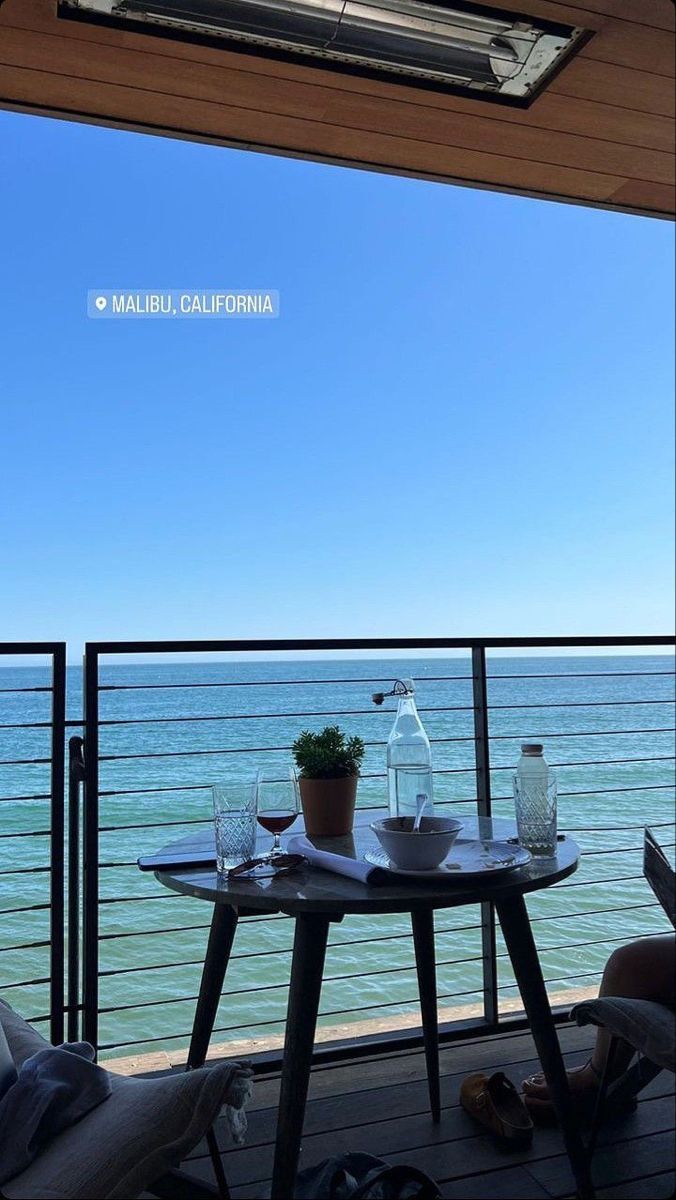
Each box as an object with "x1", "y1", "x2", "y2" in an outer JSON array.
[
  {"x1": 0, "y1": 0, "x2": 672, "y2": 218},
  {"x1": 0, "y1": 28, "x2": 671, "y2": 184}
]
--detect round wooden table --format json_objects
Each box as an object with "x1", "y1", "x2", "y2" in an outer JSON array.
[{"x1": 154, "y1": 815, "x2": 592, "y2": 1199}]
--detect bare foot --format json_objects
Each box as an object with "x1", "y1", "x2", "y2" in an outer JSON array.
[{"x1": 522, "y1": 1061, "x2": 597, "y2": 1101}]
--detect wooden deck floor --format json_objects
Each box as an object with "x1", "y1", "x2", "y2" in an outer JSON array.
[{"x1": 181, "y1": 1022, "x2": 675, "y2": 1199}]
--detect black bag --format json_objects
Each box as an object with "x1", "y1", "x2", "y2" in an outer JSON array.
[{"x1": 294, "y1": 1152, "x2": 441, "y2": 1199}]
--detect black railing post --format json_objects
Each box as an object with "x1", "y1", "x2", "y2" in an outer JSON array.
[
  {"x1": 49, "y1": 644, "x2": 67, "y2": 1046},
  {"x1": 472, "y1": 644, "x2": 498, "y2": 1028},
  {"x1": 67, "y1": 735, "x2": 85, "y2": 1043},
  {"x1": 82, "y1": 649, "x2": 100, "y2": 1052}
]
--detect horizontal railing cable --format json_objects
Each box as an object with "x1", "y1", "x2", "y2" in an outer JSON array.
[
  {"x1": 487, "y1": 670, "x2": 675, "y2": 679},
  {"x1": 0, "y1": 685, "x2": 52, "y2": 694},
  {"x1": 0, "y1": 865, "x2": 50, "y2": 876},
  {"x1": 489, "y1": 698, "x2": 674, "y2": 709},
  {"x1": 96, "y1": 666, "x2": 676, "y2": 694},
  {"x1": 96, "y1": 704, "x2": 473, "y2": 727},
  {"x1": 97, "y1": 674, "x2": 474, "y2": 693},
  {"x1": 490, "y1": 755, "x2": 674, "y2": 769},
  {"x1": 98, "y1": 921, "x2": 484, "y2": 968},
  {"x1": 99, "y1": 985, "x2": 489, "y2": 1047},
  {"x1": 529, "y1": 900, "x2": 661, "y2": 923},
  {"x1": 491, "y1": 784, "x2": 674, "y2": 801},
  {"x1": 488, "y1": 727, "x2": 675, "y2": 740},
  {"x1": 0, "y1": 901, "x2": 50, "y2": 916},
  {"x1": 1, "y1": 938, "x2": 51, "y2": 954},
  {"x1": 96, "y1": 925, "x2": 660, "y2": 982},
  {"x1": 0, "y1": 756, "x2": 51, "y2": 766},
  {"x1": 0, "y1": 977, "x2": 50, "y2": 992},
  {"x1": 0, "y1": 721, "x2": 53, "y2": 730},
  {"x1": 0, "y1": 827, "x2": 50, "y2": 839}
]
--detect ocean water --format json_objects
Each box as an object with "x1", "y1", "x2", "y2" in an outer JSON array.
[{"x1": 1, "y1": 652, "x2": 674, "y2": 1060}]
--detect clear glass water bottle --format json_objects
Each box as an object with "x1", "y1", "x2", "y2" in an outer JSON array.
[
  {"x1": 387, "y1": 679, "x2": 434, "y2": 820},
  {"x1": 513, "y1": 742, "x2": 557, "y2": 857}
]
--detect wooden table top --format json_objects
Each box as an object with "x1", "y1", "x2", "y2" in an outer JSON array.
[{"x1": 153, "y1": 812, "x2": 579, "y2": 916}]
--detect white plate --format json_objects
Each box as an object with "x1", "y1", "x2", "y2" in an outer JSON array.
[{"x1": 364, "y1": 837, "x2": 532, "y2": 880}]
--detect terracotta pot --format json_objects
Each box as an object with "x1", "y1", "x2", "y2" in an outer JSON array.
[{"x1": 298, "y1": 775, "x2": 358, "y2": 837}]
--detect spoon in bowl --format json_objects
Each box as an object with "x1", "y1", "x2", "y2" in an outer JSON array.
[{"x1": 413, "y1": 792, "x2": 428, "y2": 833}]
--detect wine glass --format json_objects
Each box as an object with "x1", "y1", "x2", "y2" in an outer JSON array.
[{"x1": 256, "y1": 766, "x2": 300, "y2": 860}]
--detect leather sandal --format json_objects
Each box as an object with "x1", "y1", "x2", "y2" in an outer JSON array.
[{"x1": 460, "y1": 1071, "x2": 534, "y2": 1148}]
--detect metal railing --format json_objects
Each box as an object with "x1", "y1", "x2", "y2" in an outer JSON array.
[
  {"x1": 78, "y1": 636, "x2": 675, "y2": 1060},
  {"x1": 0, "y1": 642, "x2": 66, "y2": 1044},
  {"x1": 1, "y1": 638, "x2": 673, "y2": 1060}
]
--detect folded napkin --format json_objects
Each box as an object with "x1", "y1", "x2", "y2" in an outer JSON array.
[
  {"x1": 288, "y1": 834, "x2": 390, "y2": 884},
  {"x1": 0, "y1": 1040, "x2": 112, "y2": 1184}
]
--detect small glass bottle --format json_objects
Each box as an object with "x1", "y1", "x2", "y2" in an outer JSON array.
[
  {"x1": 387, "y1": 679, "x2": 434, "y2": 820},
  {"x1": 513, "y1": 742, "x2": 557, "y2": 857}
]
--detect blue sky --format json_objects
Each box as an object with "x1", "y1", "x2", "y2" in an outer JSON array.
[{"x1": 0, "y1": 109, "x2": 674, "y2": 654}]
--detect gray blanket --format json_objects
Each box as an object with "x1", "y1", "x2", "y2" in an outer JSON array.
[{"x1": 0, "y1": 1040, "x2": 111, "y2": 1185}]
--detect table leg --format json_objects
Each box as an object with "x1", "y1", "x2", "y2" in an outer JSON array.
[
  {"x1": 270, "y1": 913, "x2": 331, "y2": 1200},
  {"x1": 496, "y1": 894, "x2": 595, "y2": 1200},
  {"x1": 411, "y1": 907, "x2": 441, "y2": 1122},
  {"x1": 187, "y1": 904, "x2": 238, "y2": 1070}
]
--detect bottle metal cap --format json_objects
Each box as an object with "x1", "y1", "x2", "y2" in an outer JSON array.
[{"x1": 521, "y1": 742, "x2": 543, "y2": 754}]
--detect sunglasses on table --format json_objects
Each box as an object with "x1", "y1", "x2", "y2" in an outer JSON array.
[{"x1": 227, "y1": 853, "x2": 306, "y2": 879}]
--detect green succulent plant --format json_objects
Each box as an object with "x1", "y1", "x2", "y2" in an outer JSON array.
[{"x1": 292, "y1": 725, "x2": 365, "y2": 779}]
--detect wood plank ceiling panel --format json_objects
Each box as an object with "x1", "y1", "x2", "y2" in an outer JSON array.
[{"x1": 0, "y1": 0, "x2": 673, "y2": 217}]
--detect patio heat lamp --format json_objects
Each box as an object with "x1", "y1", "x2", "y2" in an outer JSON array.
[{"x1": 60, "y1": 0, "x2": 590, "y2": 106}]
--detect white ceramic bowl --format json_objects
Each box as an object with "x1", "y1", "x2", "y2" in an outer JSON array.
[{"x1": 370, "y1": 815, "x2": 463, "y2": 871}]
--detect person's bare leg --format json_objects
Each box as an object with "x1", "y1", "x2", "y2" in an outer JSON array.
[{"x1": 523, "y1": 933, "x2": 676, "y2": 1100}]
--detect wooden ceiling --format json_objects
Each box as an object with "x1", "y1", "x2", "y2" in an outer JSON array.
[{"x1": 0, "y1": 0, "x2": 673, "y2": 218}]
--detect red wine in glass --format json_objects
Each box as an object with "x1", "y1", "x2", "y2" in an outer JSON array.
[
  {"x1": 256, "y1": 768, "x2": 299, "y2": 859},
  {"x1": 257, "y1": 811, "x2": 297, "y2": 835}
]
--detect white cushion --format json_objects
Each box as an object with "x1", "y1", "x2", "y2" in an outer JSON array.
[{"x1": 0, "y1": 1002, "x2": 252, "y2": 1200}]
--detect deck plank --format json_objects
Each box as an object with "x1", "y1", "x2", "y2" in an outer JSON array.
[
  {"x1": 525, "y1": 1127, "x2": 676, "y2": 1195},
  {"x1": 440, "y1": 1166, "x2": 551, "y2": 1199},
  {"x1": 594, "y1": 1170, "x2": 676, "y2": 1198}
]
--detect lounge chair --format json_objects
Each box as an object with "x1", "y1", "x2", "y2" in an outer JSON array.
[
  {"x1": 0, "y1": 999, "x2": 251, "y2": 1200},
  {"x1": 571, "y1": 827, "x2": 676, "y2": 1163}
]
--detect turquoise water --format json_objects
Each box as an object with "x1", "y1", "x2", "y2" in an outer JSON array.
[{"x1": 1, "y1": 652, "x2": 674, "y2": 1060}]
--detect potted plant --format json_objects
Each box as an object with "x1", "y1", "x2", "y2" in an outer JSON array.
[{"x1": 292, "y1": 725, "x2": 365, "y2": 836}]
